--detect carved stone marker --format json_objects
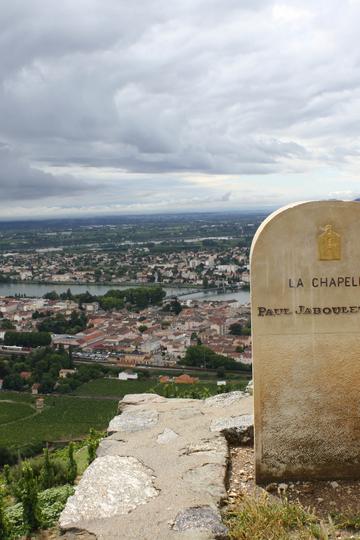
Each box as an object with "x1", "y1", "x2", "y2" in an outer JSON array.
[{"x1": 251, "y1": 201, "x2": 360, "y2": 482}]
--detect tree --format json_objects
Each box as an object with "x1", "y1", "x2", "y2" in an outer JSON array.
[
  {"x1": 87, "y1": 429, "x2": 100, "y2": 464},
  {"x1": 19, "y1": 462, "x2": 40, "y2": 535},
  {"x1": 2, "y1": 465, "x2": 11, "y2": 489},
  {"x1": 0, "y1": 319, "x2": 15, "y2": 330},
  {"x1": 0, "y1": 488, "x2": 9, "y2": 540},
  {"x1": 39, "y1": 447, "x2": 54, "y2": 490},
  {"x1": 3, "y1": 373, "x2": 25, "y2": 391},
  {"x1": 4, "y1": 331, "x2": 51, "y2": 348},
  {"x1": 229, "y1": 322, "x2": 243, "y2": 336},
  {"x1": 217, "y1": 367, "x2": 225, "y2": 379},
  {"x1": 43, "y1": 291, "x2": 59, "y2": 301},
  {"x1": 67, "y1": 442, "x2": 77, "y2": 485}
]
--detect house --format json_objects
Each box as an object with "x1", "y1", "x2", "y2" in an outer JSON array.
[
  {"x1": 31, "y1": 383, "x2": 41, "y2": 395},
  {"x1": 174, "y1": 374, "x2": 199, "y2": 384},
  {"x1": 35, "y1": 397, "x2": 44, "y2": 410},
  {"x1": 118, "y1": 371, "x2": 138, "y2": 381},
  {"x1": 20, "y1": 371, "x2": 31, "y2": 381},
  {"x1": 59, "y1": 369, "x2": 76, "y2": 379},
  {"x1": 120, "y1": 353, "x2": 150, "y2": 366},
  {"x1": 159, "y1": 375, "x2": 170, "y2": 384}
]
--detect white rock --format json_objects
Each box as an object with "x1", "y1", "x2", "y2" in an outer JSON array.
[
  {"x1": 108, "y1": 409, "x2": 159, "y2": 433},
  {"x1": 121, "y1": 393, "x2": 167, "y2": 405},
  {"x1": 157, "y1": 428, "x2": 179, "y2": 444},
  {"x1": 210, "y1": 415, "x2": 253, "y2": 432},
  {"x1": 59, "y1": 456, "x2": 158, "y2": 528},
  {"x1": 204, "y1": 391, "x2": 246, "y2": 407}
]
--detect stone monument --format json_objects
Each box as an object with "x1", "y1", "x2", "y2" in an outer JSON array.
[{"x1": 251, "y1": 200, "x2": 360, "y2": 482}]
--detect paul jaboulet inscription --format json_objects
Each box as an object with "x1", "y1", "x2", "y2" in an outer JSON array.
[{"x1": 257, "y1": 305, "x2": 360, "y2": 316}]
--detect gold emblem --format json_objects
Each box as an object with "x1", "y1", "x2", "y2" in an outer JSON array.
[{"x1": 318, "y1": 224, "x2": 341, "y2": 261}]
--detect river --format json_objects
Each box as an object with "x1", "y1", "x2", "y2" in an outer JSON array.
[{"x1": 0, "y1": 282, "x2": 250, "y2": 303}]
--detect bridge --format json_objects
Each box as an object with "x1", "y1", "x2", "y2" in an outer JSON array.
[{"x1": 172, "y1": 285, "x2": 245, "y2": 297}]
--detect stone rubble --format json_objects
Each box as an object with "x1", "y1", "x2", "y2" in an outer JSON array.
[{"x1": 59, "y1": 391, "x2": 253, "y2": 540}]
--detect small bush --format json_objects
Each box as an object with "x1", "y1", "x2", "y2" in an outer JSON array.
[{"x1": 5, "y1": 485, "x2": 74, "y2": 537}]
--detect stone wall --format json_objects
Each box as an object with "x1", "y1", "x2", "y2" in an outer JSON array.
[{"x1": 60, "y1": 392, "x2": 253, "y2": 540}]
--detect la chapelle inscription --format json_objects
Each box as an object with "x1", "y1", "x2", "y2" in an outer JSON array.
[
  {"x1": 289, "y1": 276, "x2": 360, "y2": 288},
  {"x1": 258, "y1": 276, "x2": 360, "y2": 316}
]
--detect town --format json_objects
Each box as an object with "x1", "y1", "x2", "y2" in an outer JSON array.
[
  {"x1": 0, "y1": 213, "x2": 258, "y2": 288},
  {"x1": 0, "y1": 289, "x2": 252, "y2": 383}
]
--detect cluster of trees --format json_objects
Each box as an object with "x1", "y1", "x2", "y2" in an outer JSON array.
[
  {"x1": 43, "y1": 285, "x2": 166, "y2": 311},
  {"x1": 229, "y1": 320, "x2": 251, "y2": 336},
  {"x1": 162, "y1": 297, "x2": 182, "y2": 315},
  {"x1": 0, "y1": 347, "x2": 73, "y2": 393},
  {"x1": 182, "y1": 345, "x2": 251, "y2": 372},
  {"x1": 43, "y1": 289, "x2": 73, "y2": 301},
  {"x1": 55, "y1": 363, "x2": 105, "y2": 394},
  {"x1": 4, "y1": 331, "x2": 51, "y2": 348},
  {"x1": 101, "y1": 286, "x2": 166, "y2": 310},
  {"x1": 0, "y1": 319, "x2": 15, "y2": 330},
  {"x1": 37, "y1": 311, "x2": 87, "y2": 335}
]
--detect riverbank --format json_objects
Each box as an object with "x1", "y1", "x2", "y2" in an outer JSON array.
[
  {"x1": 8, "y1": 280, "x2": 202, "y2": 289},
  {"x1": 0, "y1": 281, "x2": 250, "y2": 303}
]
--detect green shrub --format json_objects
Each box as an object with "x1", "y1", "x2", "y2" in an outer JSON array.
[
  {"x1": 0, "y1": 488, "x2": 9, "y2": 540},
  {"x1": 5, "y1": 485, "x2": 74, "y2": 537},
  {"x1": 38, "y1": 485, "x2": 74, "y2": 528}
]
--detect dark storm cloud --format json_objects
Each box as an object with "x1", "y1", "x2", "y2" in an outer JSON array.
[
  {"x1": 1, "y1": 0, "x2": 360, "y2": 216},
  {"x1": 0, "y1": 144, "x2": 92, "y2": 200}
]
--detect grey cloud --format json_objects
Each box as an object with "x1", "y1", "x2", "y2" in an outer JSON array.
[
  {"x1": 0, "y1": 144, "x2": 93, "y2": 200},
  {"x1": 0, "y1": 0, "x2": 360, "y2": 216}
]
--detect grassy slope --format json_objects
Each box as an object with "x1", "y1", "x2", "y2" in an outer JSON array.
[
  {"x1": 0, "y1": 393, "x2": 117, "y2": 450},
  {"x1": 73, "y1": 377, "x2": 247, "y2": 398}
]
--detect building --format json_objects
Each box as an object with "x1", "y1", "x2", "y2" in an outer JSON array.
[
  {"x1": 59, "y1": 369, "x2": 77, "y2": 379},
  {"x1": 118, "y1": 371, "x2": 138, "y2": 381},
  {"x1": 174, "y1": 374, "x2": 199, "y2": 384}
]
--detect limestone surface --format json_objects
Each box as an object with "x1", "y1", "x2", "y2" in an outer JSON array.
[
  {"x1": 59, "y1": 391, "x2": 253, "y2": 540},
  {"x1": 107, "y1": 409, "x2": 159, "y2": 433},
  {"x1": 59, "y1": 456, "x2": 158, "y2": 527}
]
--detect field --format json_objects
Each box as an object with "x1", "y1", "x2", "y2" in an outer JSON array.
[
  {"x1": 0, "y1": 402, "x2": 35, "y2": 425},
  {"x1": 73, "y1": 377, "x2": 247, "y2": 398},
  {"x1": 73, "y1": 378, "x2": 156, "y2": 397},
  {"x1": 0, "y1": 375, "x2": 247, "y2": 453},
  {"x1": 0, "y1": 392, "x2": 117, "y2": 451}
]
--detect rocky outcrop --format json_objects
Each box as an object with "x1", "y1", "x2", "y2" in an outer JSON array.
[{"x1": 60, "y1": 392, "x2": 253, "y2": 540}]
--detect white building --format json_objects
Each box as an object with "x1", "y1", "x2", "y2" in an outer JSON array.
[{"x1": 118, "y1": 371, "x2": 138, "y2": 380}]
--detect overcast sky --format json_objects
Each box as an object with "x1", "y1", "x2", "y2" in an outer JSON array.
[{"x1": 1, "y1": 0, "x2": 360, "y2": 219}]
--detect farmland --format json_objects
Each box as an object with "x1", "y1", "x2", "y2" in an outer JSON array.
[
  {"x1": 73, "y1": 377, "x2": 247, "y2": 398},
  {"x1": 73, "y1": 378, "x2": 156, "y2": 397},
  {"x1": 0, "y1": 375, "x2": 247, "y2": 454},
  {"x1": 0, "y1": 392, "x2": 117, "y2": 453}
]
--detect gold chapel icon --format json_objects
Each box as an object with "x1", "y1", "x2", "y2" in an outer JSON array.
[{"x1": 318, "y1": 224, "x2": 341, "y2": 261}]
